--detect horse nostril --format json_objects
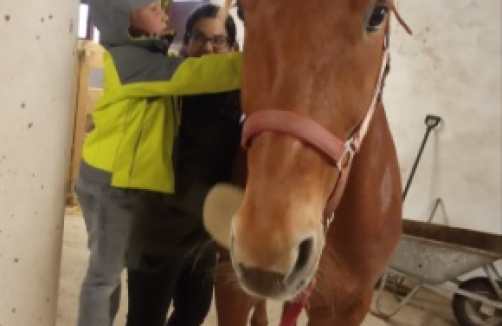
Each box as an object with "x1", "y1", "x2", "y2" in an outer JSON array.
[
  {"x1": 292, "y1": 237, "x2": 314, "y2": 275},
  {"x1": 237, "y1": 264, "x2": 287, "y2": 296}
]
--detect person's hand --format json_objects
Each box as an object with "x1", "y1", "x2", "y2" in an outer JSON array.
[{"x1": 203, "y1": 183, "x2": 244, "y2": 248}]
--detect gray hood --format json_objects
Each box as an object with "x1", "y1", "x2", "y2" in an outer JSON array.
[{"x1": 89, "y1": 0, "x2": 172, "y2": 50}]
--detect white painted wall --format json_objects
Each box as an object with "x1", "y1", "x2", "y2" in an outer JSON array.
[
  {"x1": 0, "y1": 0, "x2": 79, "y2": 325},
  {"x1": 385, "y1": 0, "x2": 501, "y2": 235}
]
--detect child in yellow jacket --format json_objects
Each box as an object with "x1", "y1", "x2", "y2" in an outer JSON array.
[{"x1": 75, "y1": 1, "x2": 241, "y2": 325}]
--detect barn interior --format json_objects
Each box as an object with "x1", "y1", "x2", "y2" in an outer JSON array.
[{"x1": 0, "y1": 0, "x2": 500, "y2": 325}]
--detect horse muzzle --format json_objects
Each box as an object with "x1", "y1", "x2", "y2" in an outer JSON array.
[{"x1": 230, "y1": 220, "x2": 324, "y2": 300}]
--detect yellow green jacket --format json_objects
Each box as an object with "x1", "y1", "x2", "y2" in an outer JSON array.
[{"x1": 82, "y1": 0, "x2": 241, "y2": 193}]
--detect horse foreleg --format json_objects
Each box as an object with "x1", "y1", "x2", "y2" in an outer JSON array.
[
  {"x1": 213, "y1": 247, "x2": 268, "y2": 326},
  {"x1": 214, "y1": 273, "x2": 267, "y2": 326},
  {"x1": 306, "y1": 292, "x2": 372, "y2": 326},
  {"x1": 215, "y1": 247, "x2": 259, "y2": 326},
  {"x1": 250, "y1": 299, "x2": 268, "y2": 326}
]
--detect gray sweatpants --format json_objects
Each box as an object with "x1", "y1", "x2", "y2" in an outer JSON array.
[
  {"x1": 74, "y1": 172, "x2": 211, "y2": 326},
  {"x1": 75, "y1": 175, "x2": 142, "y2": 326}
]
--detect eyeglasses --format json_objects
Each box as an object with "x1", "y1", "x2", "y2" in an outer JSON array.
[{"x1": 187, "y1": 31, "x2": 229, "y2": 50}]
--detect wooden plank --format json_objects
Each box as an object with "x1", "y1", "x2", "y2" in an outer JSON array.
[
  {"x1": 67, "y1": 40, "x2": 104, "y2": 204},
  {"x1": 86, "y1": 88, "x2": 102, "y2": 133},
  {"x1": 83, "y1": 40, "x2": 104, "y2": 69},
  {"x1": 87, "y1": 88, "x2": 102, "y2": 114}
]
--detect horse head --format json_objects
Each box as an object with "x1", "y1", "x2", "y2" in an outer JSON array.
[{"x1": 224, "y1": 0, "x2": 410, "y2": 302}]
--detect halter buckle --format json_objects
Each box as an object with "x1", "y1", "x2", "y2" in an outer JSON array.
[
  {"x1": 324, "y1": 212, "x2": 335, "y2": 232},
  {"x1": 336, "y1": 138, "x2": 356, "y2": 171}
]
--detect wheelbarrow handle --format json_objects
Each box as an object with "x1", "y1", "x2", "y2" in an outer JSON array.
[
  {"x1": 402, "y1": 114, "x2": 443, "y2": 201},
  {"x1": 425, "y1": 115, "x2": 441, "y2": 129}
]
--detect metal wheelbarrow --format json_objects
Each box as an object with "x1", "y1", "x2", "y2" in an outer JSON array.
[{"x1": 374, "y1": 211, "x2": 502, "y2": 326}]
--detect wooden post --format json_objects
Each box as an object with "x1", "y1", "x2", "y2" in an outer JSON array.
[{"x1": 67, "y1": 40, "x2": 104, "y2": 204}]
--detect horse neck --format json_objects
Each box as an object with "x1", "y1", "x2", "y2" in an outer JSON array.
[
  {"x1": 226, "y1": 104, "x2": 403, "y2": 303},
  {"x1": 325, "y1": 102, "x2": 402, "y2": 278},
  {"x1": 340, "y1": 101, "x2": 401, "y2": 216}
]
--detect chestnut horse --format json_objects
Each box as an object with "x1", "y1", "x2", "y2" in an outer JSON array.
[{"x1": 213, "y1": 0, "x2": 411, "y2": 325}]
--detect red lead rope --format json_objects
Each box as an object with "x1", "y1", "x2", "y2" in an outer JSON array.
[{"x1": 279, "y1": 279, "x2": 316, "y2": 326}]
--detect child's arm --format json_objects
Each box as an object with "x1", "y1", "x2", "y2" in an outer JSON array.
[{"x1": 103, "y1": 47, "x2": 241, "y2": 101}]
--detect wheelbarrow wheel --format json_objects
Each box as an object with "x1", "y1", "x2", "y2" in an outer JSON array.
[{"x1": 452, "y1": 277, "x2": 502, "y2": 326}]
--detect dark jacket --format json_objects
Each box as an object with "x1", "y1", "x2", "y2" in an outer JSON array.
[{"x1": 129, "y1": 91, "x2": 242, "y2": 256}]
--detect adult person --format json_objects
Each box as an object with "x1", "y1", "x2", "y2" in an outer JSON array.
[{"x1": 125, "y1": 4, "x2": 242, "y2": 326}]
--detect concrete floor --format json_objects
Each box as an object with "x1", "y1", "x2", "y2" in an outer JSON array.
[{"x1": 56, "y1": 210, "x2": 459, "y2": 326}]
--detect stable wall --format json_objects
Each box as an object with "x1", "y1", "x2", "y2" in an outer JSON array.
[
  {"x1": 0, "y1": 1, "x2": 79, "y2": 325},
  {"x1": 385, "y1": 0, "x2": 501, "y2": 235}
]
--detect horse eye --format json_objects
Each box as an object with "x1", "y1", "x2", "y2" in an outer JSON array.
[{"x1": 366, "y1": 5, "x2": 388, "y2": 32}]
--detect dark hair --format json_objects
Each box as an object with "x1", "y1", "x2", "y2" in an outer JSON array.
[{"x1": 182, "y1": 4, "x2": 237, "y2": 46}]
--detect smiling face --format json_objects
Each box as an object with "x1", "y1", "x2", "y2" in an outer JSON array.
[
  {"x1": 185, "y1": 17, "x2": 235, "y2": 57},
  {"x1": 229, "y1": 0, "x2": 394, "y2": 300},
  {"x1": 130, "y1": 0, "x2": 169, "y2": 37}
]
